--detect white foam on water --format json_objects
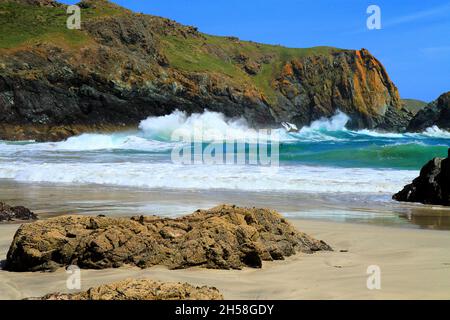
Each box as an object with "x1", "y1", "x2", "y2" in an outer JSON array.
[
  {"x1": 283, "y1": 111, "x2": 351, "y2": 142},
  {"x1": 420, "y1": 125, "x2": 450, "y2": 138},
  {"x1": 138, "y1": 109, "x2": 270, "y2": 142},
  {"x1": 0, "y1": 133, "x2": 177, "y2": 153},
  {"x1": 306, "y1": 111, "x2": 350, "y2": 131},
  {"x1": 0, "y1": 161, "x2": 418, "y2": 194},
  {"x1": 355, "y1": 130, "x2": 405, "y2": 139}
]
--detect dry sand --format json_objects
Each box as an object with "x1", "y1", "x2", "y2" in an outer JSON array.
[{"x1": 1, "y1": 219, "x2": 449, "y2": 300}]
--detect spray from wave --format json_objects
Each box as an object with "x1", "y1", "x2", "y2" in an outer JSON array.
[
  {"x1": 138, "y1": 110, "x2": 256, "y2": 141},
  {"x1": 303, "y1": 111, "x2": 350, "y2": 131},
  {"x1": 420, "y1": 125, "x2": 450, "y2": 138}
]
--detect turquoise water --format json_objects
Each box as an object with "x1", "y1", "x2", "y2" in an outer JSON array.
[{"x1": 279, "y1": 133, "x2": 449, "y2": 169}]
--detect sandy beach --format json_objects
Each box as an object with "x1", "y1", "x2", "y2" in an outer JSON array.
[{"x1": 1, "y1": 218, "x2": 449, "y2": 300}]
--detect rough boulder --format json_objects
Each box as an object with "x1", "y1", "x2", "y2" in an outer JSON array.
[
  {"x1": 28, "y1": 278, "x2": 223, "y2": 300},
  {"x1": 5, "y1": 204, "x2": 331, "y2": 271}
]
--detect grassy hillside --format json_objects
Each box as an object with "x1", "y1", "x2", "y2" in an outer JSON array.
[
  {"x1": 401, "y1": 99, "x2": 428, "y2": 115},
  {"x1": 0, "y1": 1, "x2": 127, "y2": 48},
  {"x1": 161, "y1": 33, "x2": 341, "y2": 101}
]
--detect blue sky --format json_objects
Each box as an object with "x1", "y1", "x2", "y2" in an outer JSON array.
[{"x1": 64, "y1": 0, "x2": 450, "y2": 101}]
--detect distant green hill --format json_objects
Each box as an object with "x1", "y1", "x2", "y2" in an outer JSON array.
[{"x1": 401, "y1": 99, "x2": 428, "y2": 115}]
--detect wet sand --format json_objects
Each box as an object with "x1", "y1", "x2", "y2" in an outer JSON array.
[
  {"x1": 2, "y1": 180, "x2": 450, "y2": 229},
  {"x1": 1, "y1": 219, "x2": 450, "y2": 300}
]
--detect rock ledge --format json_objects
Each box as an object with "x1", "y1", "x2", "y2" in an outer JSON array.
[
  {"x1": 28, "y1": 278, "x2": 223, "y2": 300},
  {"x1": 6, "y1": 204, "x2": 331, "y2": 271}
]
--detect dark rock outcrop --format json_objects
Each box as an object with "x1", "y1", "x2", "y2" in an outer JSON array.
[
  {"x1": 28, "y1": 278, "x2": 223, "y2": 300},
  {"x1": 407, "y1": 92, "x2": 450, "y2": 132},
  {"x1": 5, "y1": 205, "x2": 332, "y2": 272},
  {"x1": 0, "y1": 0, "x2": 409, "y2": 141},
  {"x1": 393, "y1": 149, "x2": 450, "y2": 205},
  {"x1": 0, "y1": 202, "x2": 37, "y2": 222}
]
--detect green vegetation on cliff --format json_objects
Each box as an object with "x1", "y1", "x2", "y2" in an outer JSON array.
[
  {"x1": 0, "y1": 2, "x2": 85, "y2": 48},
  {"x1": 401, "y1": 99, "x2": 428, "y2": 115},
  {"x1": 161, "y1": 33, "x2": 341, "y2": 101},
  {"x1": 0, "y1": 0, "x2": 126, "y2": 48}
]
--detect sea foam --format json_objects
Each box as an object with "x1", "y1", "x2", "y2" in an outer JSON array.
[{"x1": 0, "y1": 161, "x2": 418, "y2": 194}]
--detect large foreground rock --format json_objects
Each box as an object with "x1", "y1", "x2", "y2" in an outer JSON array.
[
  {"x1": 393, "y1": 149, "x2": 450, "y2": 205},
  {"x1": 5, "y1": 205, "x2": 331, "y2": 272},
  {"x1": 0, "y1": 202, "x2": 37, "y2": 222},
  {"x1": 29, "y1": 278, "x2": 223, "y2": 300}
]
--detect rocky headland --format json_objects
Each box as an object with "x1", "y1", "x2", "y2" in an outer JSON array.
[
  {"x1": 28, "y1": 278, "x2": 223, "y2": 300},
  {"x1": 0, "y1": 0, "x2": 414, "y2": 141},
  {"x1": 407, "y1": 92, "x2": 450, "y2": 132},
  {"x1": 393, "y1": 148, "x2": 450, "y2": 206},
  {"x1": 5, "y1": 204, "x2": 331, "y2": 272}
]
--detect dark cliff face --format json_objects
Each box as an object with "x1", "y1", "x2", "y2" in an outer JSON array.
[
  {"x1": 407, "y1": 92, "x2": 450, "y2": 132},
  {"x1": 0, "y1": 0, "x2": 409, "y2": 141}
]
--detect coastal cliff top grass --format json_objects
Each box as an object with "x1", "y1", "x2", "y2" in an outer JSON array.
[
  {"x1": 0, "y1": 1, "x2": 127, "y2": 48},
  {"x1": 401, "y1": 99, "x2": 428, "y2": 114}
]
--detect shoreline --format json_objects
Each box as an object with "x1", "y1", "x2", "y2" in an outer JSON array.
[
  {"x1": 1, "y1": 179, "x2": 450, "y2": 230},
  {"x1": 1, "y1": 219, "x2": 450, "y2": 300}
]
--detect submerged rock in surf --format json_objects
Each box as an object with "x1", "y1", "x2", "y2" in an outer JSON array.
[
  {"x1": 393, "y1": 148, "x2": 450, "y2": 206},
  {"x1": 0, "y1": 202, "x2": 38, "y2": 222},
  {"x1": 5, "y1": 204, "x2": 332, "y2": 272}
]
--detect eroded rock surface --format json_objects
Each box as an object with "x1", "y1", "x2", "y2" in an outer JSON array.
[
  {"x1": 393, "y1": 149, "x2": 450, "y2": 205},
  {"x1": 5, "y1": 205, "x2": 331, "y2": 271},
  {"x1": 29, "y1": 278, "x2": 223, "y2": 300}
]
